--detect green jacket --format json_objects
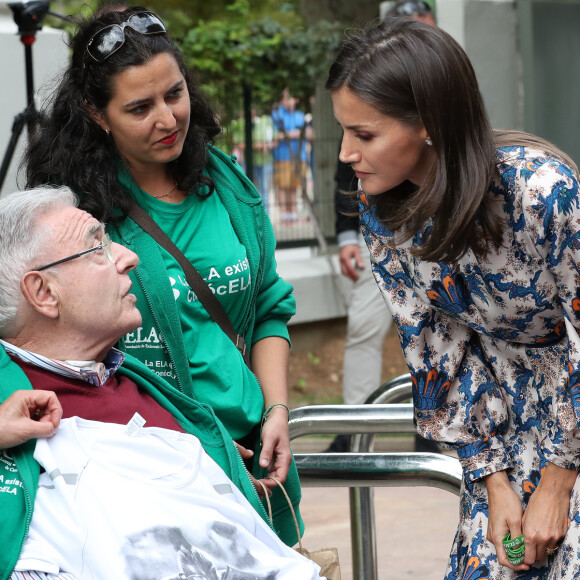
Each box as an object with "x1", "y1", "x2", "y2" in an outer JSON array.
[
  {"x1": 110, "y1": 146, "x2": 295, "y2": 404},
  {"x1": 108, "y1": 145, "x2": 303, "y2": 545},
  {"x1": 0, "y1": 349, "x2": 300, "y2": 579}
]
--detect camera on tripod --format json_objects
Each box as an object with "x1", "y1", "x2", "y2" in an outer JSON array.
[
  {"x1": 0, "y1": 1, "x2": 53, "y2": 190},
  {"x1": 8, "y1": 1, "x2": 50, "y2": 38},
  {"x1": 0, "y1": 0, "x2": 72, "y2": 190}
]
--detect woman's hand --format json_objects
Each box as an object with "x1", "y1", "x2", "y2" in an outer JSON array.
[
  {"x1": 0, "y1": 390, "x2": 62, "y2": 449},
  {"x1": 258, "y1": 406, "x2": 292, "y2": 487},
  {"x1": 339, "y1": 244, "x2": 365, "y2": 281},
  {"x1": 250, "y1": 336, "x2": 292, "y2": 488},
  {"x1": 485, "y1": 470, "x2": 530, "y2": 572},
  {"x1": 233, "y1": 442, "x2": 271, "y2": 499},
  {"x1": 521, "y1": 463, "x2": 576, "y2": 563}
]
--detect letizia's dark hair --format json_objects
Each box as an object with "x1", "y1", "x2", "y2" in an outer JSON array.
[{"x1": 327, "y1": 18, "x2": 501, "y2": 263}]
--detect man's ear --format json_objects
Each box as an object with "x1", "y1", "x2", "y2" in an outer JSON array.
[
  {"x1": 20, "y1": 272, "x2": 60, "y2": 319},
  {"x1": 84, "y1": 100, "x2": 109, "y2": 133}
]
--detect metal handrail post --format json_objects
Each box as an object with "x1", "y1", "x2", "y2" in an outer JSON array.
[
  {"x1": 349, "y1": 374, "x2": 414, "y2": 580},
  {"x1": 349, "y1": 485, "x2": 376, "y2": 579}
]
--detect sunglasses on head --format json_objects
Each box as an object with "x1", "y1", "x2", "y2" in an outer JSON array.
[{"x1": 86, "y1": 11, "x2": 167, "y2": 63}]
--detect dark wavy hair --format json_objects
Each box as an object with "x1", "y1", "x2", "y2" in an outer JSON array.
[
  {"x1": 326, "y1": 18, "x2": 501, "y2": 263},
  {"x1": 22, "y1": 5, "x2": 221, "y2": 222}
]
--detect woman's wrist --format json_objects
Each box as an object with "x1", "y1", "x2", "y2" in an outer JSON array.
[
  {"x1": 484, "y1": 470, "x2": 511, "y2": 494},
  {"x1": 538, "y1": 462, "x2": 579, "y2": 494},
  {"x1": 261, "y1": 403, "x2": 290, "y2": 427},
  {"x1": 263, "y1": 403, "x2": 289, "y2": 416}
]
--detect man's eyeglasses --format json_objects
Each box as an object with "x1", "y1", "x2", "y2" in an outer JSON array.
[
  {"x1": 34, "y1": 234, "x2": 115, "y2": 272},
  {"x1": 86, "y1": 11, "x2": 167, "y2": 63}
]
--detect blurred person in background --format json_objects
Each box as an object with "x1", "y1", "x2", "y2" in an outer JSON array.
[
  {"x1": 271, "y1": 89, "x2": 311, "y2": 224},
  {"x1": 231, "y1": 108, "x2": 275, "y2": 214}
]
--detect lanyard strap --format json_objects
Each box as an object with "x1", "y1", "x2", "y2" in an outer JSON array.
[{"x1": 127, "y1": 201, "x2": 251, "y2": 368}]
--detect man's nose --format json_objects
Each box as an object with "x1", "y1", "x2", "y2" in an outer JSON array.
[{"x1": 112, "y1": 242, "x2": 139, "y2": 272}]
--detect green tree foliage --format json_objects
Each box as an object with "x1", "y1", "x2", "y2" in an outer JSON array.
[
  {"x1": 45, "y1": 0, "x2": 99, "y2": 31},
  {"x1": 46, "y1": 0, "x2": 343, "y2": 128},
  {"x1": 180, "y1": 0, "x2": 343, "y2": 120}
]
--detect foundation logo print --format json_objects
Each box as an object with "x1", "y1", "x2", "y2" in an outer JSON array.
[{"x1": 170, "y1": 277, "x2": 180, "y2": 300}]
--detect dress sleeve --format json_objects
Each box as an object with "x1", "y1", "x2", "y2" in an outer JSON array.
[
  {"x1": 524, "y1": 157, "x2": 580, "y2": 469},
  {"x1": 364, "y1": 226, "x2": 512, "y2": 483}
]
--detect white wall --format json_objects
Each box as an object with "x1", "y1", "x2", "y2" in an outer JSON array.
[
  {"x1": 436, "y1": 0, "x2": 522, "y2": 131},
  {"x1": 380, "y1": 0, "x2": 522, "y2": 131},
  {"x1": 277, "y1": 249, "x2": 351, "y2": 324}
]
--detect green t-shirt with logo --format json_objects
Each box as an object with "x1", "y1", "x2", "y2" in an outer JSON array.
[{"x1": 121, "y1": 188, "x2": 262, "y2": 439}]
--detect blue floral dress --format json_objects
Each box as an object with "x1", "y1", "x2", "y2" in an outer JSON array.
[{"x1": 361, "y1": 145, "x2": 580, "y2": 579}]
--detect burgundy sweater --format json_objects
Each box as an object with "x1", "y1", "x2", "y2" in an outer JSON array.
[{"x1": 12, "y1": 357, "x2": 184, "y2": 433}]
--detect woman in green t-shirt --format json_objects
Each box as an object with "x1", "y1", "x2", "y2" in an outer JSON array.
[{"x1": 22, "y1": 4, "x2": 301, "y2": 545}]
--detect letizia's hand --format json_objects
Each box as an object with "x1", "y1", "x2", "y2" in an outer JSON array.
[
  {"x1": 485, "y1": 470, "x2": 530, "y2": 572},
  {"x1": 521, "y1": 463, "x2": 576, "y2": 563}
]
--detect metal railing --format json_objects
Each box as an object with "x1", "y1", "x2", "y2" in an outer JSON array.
[{"x1": 289, "y1": 374, "x2": 462, "y2": 580}]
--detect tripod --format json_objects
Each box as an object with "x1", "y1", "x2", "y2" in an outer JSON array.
[{"x1": 0, "y1": 1, "x2": 53, "y2": 191}]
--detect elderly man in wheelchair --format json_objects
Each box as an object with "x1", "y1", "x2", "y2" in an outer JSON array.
[{"x1": 0, "y1": 187, "x2": 323, "y2": 580}]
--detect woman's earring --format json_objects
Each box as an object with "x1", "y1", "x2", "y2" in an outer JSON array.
[
  {"x1": 105, "y1": 129, "x2": 110, "y2": 136},
  {"x1": 425, "y1": 138, "x2": 433, "y2": 146}
]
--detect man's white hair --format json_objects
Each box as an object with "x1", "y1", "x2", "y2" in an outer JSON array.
[{"x1": 0, "y1": 186, "x2": 78, "y2": 335}]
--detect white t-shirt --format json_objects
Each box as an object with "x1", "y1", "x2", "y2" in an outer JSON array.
[{"x1": 15, "y1": 417, "x2": 322, "y2": 580}]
